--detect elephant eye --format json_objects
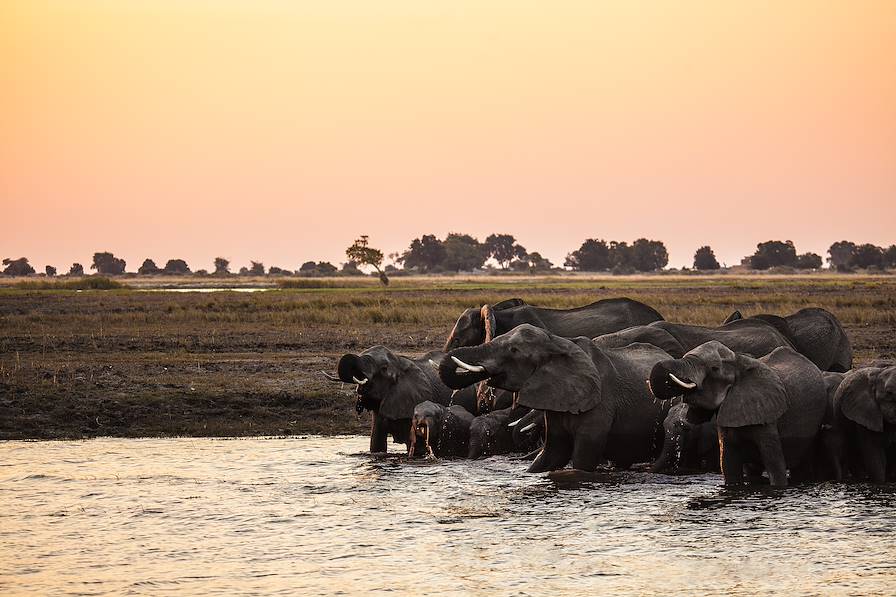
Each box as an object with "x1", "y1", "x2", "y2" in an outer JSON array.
[{"x1": 510, "y1": 346, "x2": 519, "y2": 354}]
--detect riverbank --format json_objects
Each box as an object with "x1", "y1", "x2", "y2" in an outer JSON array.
[{"x1": 1, "y1": 275, "x2": 894, "y2": 439}]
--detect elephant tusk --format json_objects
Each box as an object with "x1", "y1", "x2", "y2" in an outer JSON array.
[
  {"x1": 507, "y1": 417, "x2": 524, "y2": 428},
  {"x1": 353, "y1": 376, "x2": 368, "y2": 385},
  {"x1": 451, "y1": 356, "x2": 485, "y2": 373},
  {"x1": 668, "y1": 373, "x2": 697, "y2": 390},
  {"x1": 429, "y1": 359, "x2": 440, "y2": 370},
  {"x1": 520, "y1": 422, "x2": 537, "y2": 433}
]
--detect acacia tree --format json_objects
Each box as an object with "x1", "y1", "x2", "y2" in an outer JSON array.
[
  {"x1": 693, "y1": 246, "x2": 721, "y2": 270},
  {"x1": 346, "y1": 235, "x2": 388, "y2": 285}
]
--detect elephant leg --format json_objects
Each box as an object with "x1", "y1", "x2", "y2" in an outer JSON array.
[
  {"x1": 755, "y1": 425, "x2": 788, "y2": 487},
  {"x1": 649, "y1": 434, "x2": 680, "y2": 473},
  {"x1": 370, "y1": 414, "x2": 389, "y2": 453},
  {"x1": 823, "y1": 431, "x2": 845, "y2": 481},
  {"x1": 857, "y1": 432, "x2": 887, "y2": 484},
  {"x1": 528, "y1": 413, "x2": 573, "y2": 473},
  {"x1": 719, "y1": 429, "x2": 744, "y2": 486},
  {"x1": 571, "y1": 433, "x2": 607, "y2": 472}
]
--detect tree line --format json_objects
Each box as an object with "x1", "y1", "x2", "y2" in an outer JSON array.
[{"x1": 3, "y1": 236, "x2": 894, "y2": 278}]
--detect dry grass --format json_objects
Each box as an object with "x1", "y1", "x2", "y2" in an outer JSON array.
[{"x1": 1, "y1": 274, "x2": 894, "y2": 439}]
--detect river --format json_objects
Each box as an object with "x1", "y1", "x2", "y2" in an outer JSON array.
[{"x1": 1, "y1": 436, "x2": 894, "y2": 595}]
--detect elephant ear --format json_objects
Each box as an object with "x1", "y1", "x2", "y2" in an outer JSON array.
[
  {"x1": 837, "y1": 369, "x2": 883, "y2": 432},
  {"x1": 480, "y1": 305, "x2": 497, "y2": 343},
  {"x1": 493, "y1": 298, "x2": 526, "y2": 310},
  {"x1": 723, "y1": 310, "x2": 743, "y2": 325},
  {"x1": 717, "y1": 356, "x2": 788, "y2": 428},
  {"x1": 516, "y1": 339, "x2": 602, "y2": 414},
  {"x1": 379, "y1": 359, "x2": 429, "y2": 420}
]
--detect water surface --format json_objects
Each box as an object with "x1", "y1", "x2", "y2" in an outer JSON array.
[{"x1": 1, "y1": 436, "x2": 894, "y2": 595}]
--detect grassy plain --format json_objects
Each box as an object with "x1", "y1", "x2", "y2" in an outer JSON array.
[{"x1": 1, "y1": 274, "x2": 894, "y2": 439}]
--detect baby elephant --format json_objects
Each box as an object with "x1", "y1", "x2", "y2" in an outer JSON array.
[
  {"x1": 408, "y1": 401, "x2": 474, "y2": 459},
  {"x1": 828, "y1": 364, "x2": 896, "y2": 482},
  {"x1": 467, "y1": 406, "x2": 531, "y2": 459},
  {"x1": 649, "y1": 342, "x2": 827, "y2": 487},
  {"x1": 650, "y1": 402, "x2": 719, "y2": 474}
]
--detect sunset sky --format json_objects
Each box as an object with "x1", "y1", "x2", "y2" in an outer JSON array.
[{"x1": 2, "y1": 1, "x2": 894, "y2": 271}]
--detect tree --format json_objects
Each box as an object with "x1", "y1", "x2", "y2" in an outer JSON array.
[
  {"x1": 2, "y1": 258, "x2": 35, "y2": 276},
  {"x1": 565, "y1": 239, "x2": 611, "y2": 271},
  {"x1": 69, "y1": 263, "x2": 84, "y2": 276},
  {"x1": 299, "y1": 261, "x2": 318, "y2": 273},
  {"x1": 341, "y1": 261, "x2": 364, "y2": 276},
  {"x1": 238, "y1": 266, "x2": 250, "y2": 275},
  {"x1": 527, "y1": 252, "x2": 554, "y2": 272},
  {"x1": 45, "y1": 265, "x2": 57, "y2": 276},
  {"x1": 884, "y1": 245, "x2": 896, "y2": 269},
  {"x1": 163, "y1": 259, "x2": 191, "y2": 275},
  {"x1": 91, "y1": 252, "x2": 126, "y2": 275},
  {"x1": 400, "y1": 234, "x2": 446, "y2": 272},
  {"x1": 852, "y1": 244, "x2": 884, "y2": 269},
  {"x1": 249, "y1": 261, "x2": 265, "y2": 275},
  {"x1": 268, "y1": 266, "x2": 289, "y2": 275},
  {"x1": 630, "y1": 239, "x2": 668, "y2": 272},
  {"x1": 608, "y1": 241, "x2": 633, "y2": 269},
  {"x1": 214, "y1": 257, "x2": 230, "y2": 275},
  {"x1": 442, "y1": 233, "x2": 488, "y2": 272},
  {"x1": 317, "y1": 262, "x2": 338, "y2": 275},
  {"x1": 346, "y1": 235, "x2": 389, "y2": 284},
  {"x1": 749, "y1": 240, "x2": 797, "y2": 270},
  {"x1": 138, "y1": 259, "x2": 161, "y2": 275},
  {"x1": 795, "y1": 252, "x2": 823, "y2": 269},
  {"x1": 484, "y1": 234, "x2": 527, "y2": 269},
  {"x1": 693, "y1": 246, "x2": 721, "y2": 270},
  {"x1": 828, "y1": 241, "x2": 857, "y2": 271}
]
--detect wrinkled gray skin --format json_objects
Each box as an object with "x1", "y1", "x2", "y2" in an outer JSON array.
[
  {"x1": 444, "y1": 297, "x2": 664, "y2": 351},
  {"x1": 467, "y1": 406, "x2": 530, "y2": 459},
  {"x1": 331, "y1": 346, "x2": 478, "y2": 453},
  {"x1": 649, "y1": 402, "x2": 719, "y2": 474},
  {"x1": 440, "y1": 324, "x2": 671, "y2": 473},
  {"x1": 723, "y1": 308, "x2": 852, "y2": 372},
  {"x1": 594, "y1": 318, "x2": 794, "y2": 360},
  {"x1": 648, "y1": 342, "x2": 827, "y2": 487},
  {"x1": 409, "y1": 401, "x2": 475, "y2": 459},
  {"x1": 510, "y1": 408, "x2": 546, "y2": 457},
  {"x1": 827, "y1": 366, "x2": 896, "y2": 482}
]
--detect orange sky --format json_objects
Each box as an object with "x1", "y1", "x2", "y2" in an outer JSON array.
[{"x1": 2, "y1": 1, "x2": 894, "y2": 271}]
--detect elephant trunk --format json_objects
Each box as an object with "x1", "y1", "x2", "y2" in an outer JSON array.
[{"x1": 337, "y1": 353, "x2": 373, "y2": 385}]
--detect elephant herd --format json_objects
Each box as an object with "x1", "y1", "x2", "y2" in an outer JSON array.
[{"x1": 324, "y1": 297, "x2": 896, "y2": 487}]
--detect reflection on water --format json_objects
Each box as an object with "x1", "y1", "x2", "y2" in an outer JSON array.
[{"x1": 1, "y1": 437, "x2": 894, "y2": 596}]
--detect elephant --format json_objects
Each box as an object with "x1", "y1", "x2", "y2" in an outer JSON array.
[
  {"x1": 594, "y1": 318, "x2": 795, "y2": 360},
  {"x1": 467, "y1": 405, "x2": 531, "y2": 459},
  {"x1": 826, "y1": 365, "x2": 896, "y2": 482},
  {"x1": 325, "y1": 346, "x2": 479, "y2": 453},
  {"x1": 648, "y1": 402, "x2": 719, "y2": 474},
  {"x1": 723, "y1": 308, "x2": 852, "y2": 372},
  {"x1": 408, "y1": 401, "x2": 474, "y2": 458},
  {"x1": 438, "y1": 324, "x2": 671, "y2": 473},
  {"x1": 509, "y1": 408, "x2": 546, "y2": 457},
  {"x1": 648, "y1": 342, "x2": 828, "y2": 487},
  {"x1": 444, "y1": 297, "x2": 664, "y2": 351},
  {"x1": 815, "y1": 371, "x2": 846, "y2": 480}
]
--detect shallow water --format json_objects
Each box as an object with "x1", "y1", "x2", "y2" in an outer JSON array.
[{"x1": 1, "y1": 437, "x2": 894, "y2": 596}]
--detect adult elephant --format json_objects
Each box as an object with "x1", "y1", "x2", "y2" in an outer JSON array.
[
  {"x1": 594, "y1": 318, "x2": 795, "y2": 360},
  {"x1": 827, "y1": 365, "x2": 896, "y2": 482},
  {"x1": 324, "y1": 346, "x2": 479, "y2": 453},
  {"x1": 444, "y1": 297, "x2": 664, "y2": 351},
  {"x1": 723, "y1": 308, "x2": 852, "y2": 372},
  {"x1": 439, "y1": 324, "x2": 671, "y2": 473},
  {"x1": 648, "y1": 342, "x2": 827, "y2": 487}
]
